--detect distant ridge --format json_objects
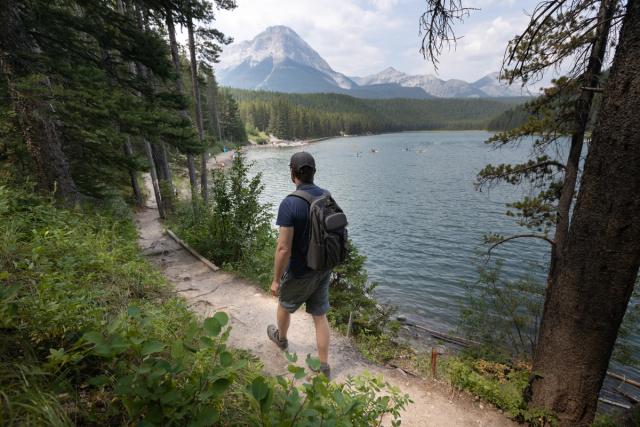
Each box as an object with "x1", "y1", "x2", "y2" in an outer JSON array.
[{"x1": 217, "y1": 26, "x2": 530, "y2": 99}]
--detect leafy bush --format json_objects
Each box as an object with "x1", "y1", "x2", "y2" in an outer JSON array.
[
  {"x1": 329, "y1": 244, "x2": 397, "y2": 339},
  {"x1": 445, "y1": 357, "x2": 555, "y2": 426},
  {"x1": 459, "y1": 261, "x2": 544, "y2": 363},
  {"x1": 171, "y1": 154, "x2": 407, "y2": 367},
  {"x1": 172, "y1": 151, "x2": 272, "y2": 266},
  {"x1": 0, "y1": 184, "x2": 411, "y2": 425}
]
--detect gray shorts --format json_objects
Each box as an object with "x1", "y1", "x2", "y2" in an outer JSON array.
[{"x1": 279, "y1": 269, "x2": 331, "y2": 315}]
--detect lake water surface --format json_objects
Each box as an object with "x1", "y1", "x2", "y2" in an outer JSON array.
[
  {"x1": 246, "y1": 130, "x2": 639, "y2": 401},
  {"x1": 246, "y1": 131, "x2": 551, "y2": 331}
]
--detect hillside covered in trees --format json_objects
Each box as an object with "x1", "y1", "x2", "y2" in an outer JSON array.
[{"x1": 230, "y1": 88, "x2": 528, "y2": 140}]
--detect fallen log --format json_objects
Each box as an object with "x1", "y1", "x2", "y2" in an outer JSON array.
[
  {"x1": 607, "y1": 371, "x2": 640, "y2": 389},
  {"x1": 410, "y1": 323, "x2": 480, "y2": 348},
  {"x1": 598, "y1": 397, "x2": 631, "y2": 410},
  {"x1": 166, "y1": 229, "x2": 220, "y2": 272}
]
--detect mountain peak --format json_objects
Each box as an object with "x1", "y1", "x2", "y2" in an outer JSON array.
[
  {"x1": 218, "y1": 26, "x2": 531, "y2": 98},
  {"x1": 381, "y1": 66, "x2": 402, "y2": 73},
  {"x1": 220, "y1": 25, "x2": 333, "y2": 74},
  {"x1": 218, "y1": 25, "x2": 357, "y2": 91},
  {"x1": 262, "y1": 25, "x2": 301, "y2": 38}
]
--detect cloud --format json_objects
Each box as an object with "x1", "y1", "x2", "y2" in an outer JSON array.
[
  {"x1": 212, "y1": 0, "x2": 544, "y2": 81},
  {"x1": 367, "y1": 0, "x2": 401, "y2": 11}
]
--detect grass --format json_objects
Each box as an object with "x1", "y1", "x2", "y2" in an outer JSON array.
[{"x1": 0, "y1": 183, "x2": 411, "y2": 426}]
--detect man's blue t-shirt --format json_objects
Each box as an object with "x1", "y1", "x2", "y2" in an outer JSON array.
[{"x1": 276, "y1": 183, "x2": 326, "y2": 277}]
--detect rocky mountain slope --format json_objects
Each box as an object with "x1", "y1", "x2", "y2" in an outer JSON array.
[{"x1": 217, "y1": 26, "x2": 529, "y2": 99}]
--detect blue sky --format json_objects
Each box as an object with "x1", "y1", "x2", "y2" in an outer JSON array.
[{"x1": 213, "y1": 0, "x2": 547, "y2": 81}]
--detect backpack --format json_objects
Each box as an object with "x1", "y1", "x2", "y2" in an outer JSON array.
[{"x1": 289, "y1": 189, "x2": 349, "y2": 271}]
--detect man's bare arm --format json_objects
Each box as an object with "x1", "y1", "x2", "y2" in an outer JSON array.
[{"x1": 271, "y1": 226, "x2": 294, "y2": 296}]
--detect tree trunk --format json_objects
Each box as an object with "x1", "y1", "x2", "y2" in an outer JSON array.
[
  {"x1": 144, "y1": 139, "x2": 166, "y2": 219},
  {"x1": 160, "y1": 142, "x2": 174, "y2": 190},
  {"x1": 123, "y1": 137, "x2": 143, "y2": 206},
  {"x1": 548, "y1": 0, "x2": 618, "y2": 285},
  {"x1": 530, "y1": 2, "x2": 640, "y2": 425},
  {"x1": 114, "y1": 0, "x2": 142, "y2": 208},
  {"x1": 166, "y1": 11, "x2": 198, "y2": 199},
  {"x1": 0, "y1": 0, "x2": 79, "y2": 203},
  {"x1": 151, "y1": 140, "x2": 173, "y2": 212},
  {"x1": 209, "y1": 81, "x2": 224, "y2": 142},
  {"x1": 151, "y1": 141, "x2": 166, "y2": 181},
  {"x1": 187, "y1": 14, "x2": 208, "y2": 202}
]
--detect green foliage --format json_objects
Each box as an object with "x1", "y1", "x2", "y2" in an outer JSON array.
[
  {"x1": 459, "y1": 262, "x2": 544, "y2": 362},
  {"x1": 486, "y1": 104, "x2": 532, "y2": 131},
  {"x1": 614, "y1": 279, "x2": 640, "y2": 367},
  {"x1": 231, "y1": 88, "x2": 526, "y2": 139},
  {"x1": 329, "y1": 244, "x2": 397, "y2": 340},
  {"x1": 171, "y1": 155, "x2": 405, "y2": 363},
  {"x1": 245, "y1": 367, "x2": 411, "y2": 426},
  {"x1": 0, "y1": 183, "x2": 411, "y2": 425},
  {"x1": 591, "y1": 414, "x2": 620, "y2": 427},
  {"x1": 475, "y1": 78, "x2": 582, "y2": 237},
  {"x1": 445, "y1": 357, "x2": 555, "y2": 426},
  {"x1": 172, "y1": 151, "x2": 272, "y2": 265},
  {"x1": 0, "y1": 0, "x2": 199, "y2": 199},
  {"x1": 80, "y1": 307, "x2": 247, "y2": 426}
]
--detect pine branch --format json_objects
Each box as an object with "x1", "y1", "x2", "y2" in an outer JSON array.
[
  {"x1": 476, "y1": 158, "x2": 566, "y2": 190},
  {"x1": 485, "y1": 234, "x2": 555, "y2": 258}
]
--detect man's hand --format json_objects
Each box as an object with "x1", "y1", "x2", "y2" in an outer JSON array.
[
  {"x1": 272, "y1": 226, "x2": 293, "y2": 298},
  {"x1": 271, "y1": 280, "x2": 280, "y2": 297}
]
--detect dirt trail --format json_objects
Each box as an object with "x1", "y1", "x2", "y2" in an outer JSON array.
[{"x1": 135, "y1": 202, "x2": 517, "y2": 427}]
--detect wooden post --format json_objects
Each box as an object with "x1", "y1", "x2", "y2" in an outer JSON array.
[
  {"x1": 346, "y1": 311, "x2": 353, "y2": 339},
  {"x1": 431, "y1": 346, "x2": 445, "y2": 379},
  {"x1": 431, "y1": 348, "x2": 438, "y2": 378}
]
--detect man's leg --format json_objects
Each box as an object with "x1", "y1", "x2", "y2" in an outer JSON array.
[
  {"x1": 277, "y1": 304, "x2": 291, "y2": 340},
  {"x1": 312, "y1": 314, "x2": 330, "y2": 364}
]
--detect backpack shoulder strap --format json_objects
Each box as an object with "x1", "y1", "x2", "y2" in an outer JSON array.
[
  {"x1": 289, "y1": 189, "x2": 331, "y2": 205},
  {"x1": 288, "y1": 190, "x2": 315, "y2": 205}
]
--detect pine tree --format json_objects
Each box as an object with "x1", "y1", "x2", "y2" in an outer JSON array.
[{"x1": 420, "y1": 1, "x2": 638, "y2": 424}]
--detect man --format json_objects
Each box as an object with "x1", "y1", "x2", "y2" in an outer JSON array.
[{"x1": 267, "y1": 151, "x2": 332, "y2": 379}]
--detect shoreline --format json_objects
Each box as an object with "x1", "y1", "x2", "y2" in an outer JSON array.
[{"x1": 246, "y1": 129, "x2": 495, "y2": 151}]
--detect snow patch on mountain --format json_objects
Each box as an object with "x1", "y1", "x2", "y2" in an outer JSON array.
[
  {"x1": 217, "y1": 26, "x2": 532, "y2": 99},
  {"x1": 218, "y1": 26, "x2": 355, "y2": 90}
]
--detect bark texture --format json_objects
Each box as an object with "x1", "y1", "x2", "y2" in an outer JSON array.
[
  {"x1": 551, "y1": 0, "x2": 617, "y2": 261},
  {"x1": 0, "y1": 0, "x2": 79, "y2": 202},
  {"x1": 144, "y1": 139, "x2": 165, "y2": 219},
  {"x1": 187, "y1": 15, "x2": 208, "y2": 202},
  {"x1": 151, "y1": 141, "x2": 174, "y2": 212},
  {"x1": 530, "y1": 2, "x2": 640, "y2": 425},
  {"x1": 166, "y1": 11, "x2": 198, "y2": 197},
  {"x1": 123, "y1": 137, "x2": 143, "y2": 206}
]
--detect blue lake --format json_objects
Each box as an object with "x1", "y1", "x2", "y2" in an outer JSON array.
[
  {"x1": 246, "y1": 131, "x2": 551, "y2": 330},
  {"x1": 245, "y1": 130, "x2": 639, "y2": 401}
]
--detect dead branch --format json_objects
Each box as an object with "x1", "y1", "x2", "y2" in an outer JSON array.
[{"x1": 419, "y1": 0, "x2": 478, "y2": 69}]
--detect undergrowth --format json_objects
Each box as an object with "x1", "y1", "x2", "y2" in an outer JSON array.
[
  {"x1": 0, "y1": 183, "x2": 411, "y2": 425},
  {"x1": 170, "y1": 152, "x2": 408, "y2": 365}
]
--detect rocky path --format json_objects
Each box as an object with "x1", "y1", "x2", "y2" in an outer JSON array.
[{"x1": 135, "y1": 205, "x2": 517, "y2": 427}]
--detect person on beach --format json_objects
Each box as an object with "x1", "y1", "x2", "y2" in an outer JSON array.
[{"x1": 267, "y1": 152, "x2": 333, "y2": 379}]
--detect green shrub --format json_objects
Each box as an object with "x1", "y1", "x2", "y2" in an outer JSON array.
[
  {"x1": 329, "y1": 244, "x2": 397, "y2": 339},
  {"x1": 171, "y1": 155, "x2": 404, "y2": 364},
  {"x1": 172, "y1": 151, "x2": 272, "y2": 266},
  {"x1": 0, "y1": 184, "x2": 411, "y2": 425},
  {"x1": 459, "y1": 261, "x2": 544, "y2": 363},
  {"x1": 444, "y1": 357, "x2": 555, "y2": 426}
]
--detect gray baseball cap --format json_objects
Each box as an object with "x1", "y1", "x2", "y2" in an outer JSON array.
[{"x1": 289, "y1": 152, "x2": 316, "y2": 172}]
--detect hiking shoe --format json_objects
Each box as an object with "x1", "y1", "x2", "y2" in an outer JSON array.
[
  {"x1": 312, "y1": 362, "x2": 331, "y2": 380},
  {"x1": 267, "y1": 324, "x2": 288, "y2": 350}
]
